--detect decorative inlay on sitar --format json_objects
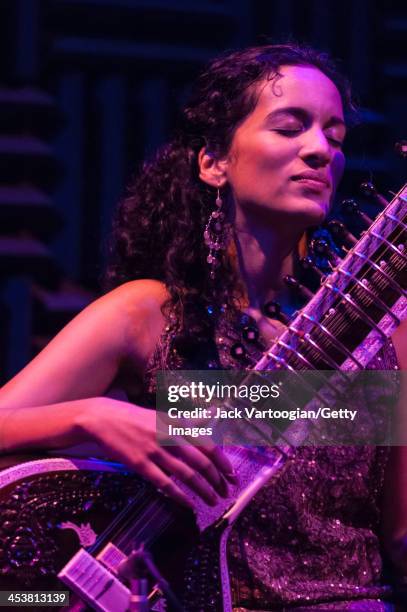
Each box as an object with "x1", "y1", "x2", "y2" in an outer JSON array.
[{"x1": 0, "y1": 183, "x2": 405, "y2": 612}]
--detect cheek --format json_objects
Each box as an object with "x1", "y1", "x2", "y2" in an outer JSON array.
[
  {"x1": 229, "y1": 134, "x2": 290, "y2": 175},
  {"x1": 331, "y1": 151, "x2": 346, "y2": 189}
]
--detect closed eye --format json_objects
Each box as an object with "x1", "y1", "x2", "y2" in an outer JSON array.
[
  {"x1": 275, "y1": 129, "x2": 344, "y2": 148},
  {"x1": 327, "y1": 136, "x2": 344, "y2": 147},
  {"x1": 273, "y1": 129, "x2": 303, "y2": 136}
]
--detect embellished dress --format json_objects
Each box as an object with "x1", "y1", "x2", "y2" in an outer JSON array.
[{"x1": 141, "y1": 310, "x2": 401, "y2": 611}]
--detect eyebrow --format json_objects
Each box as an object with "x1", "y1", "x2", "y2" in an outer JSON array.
[{"x1": 264, "y1": 106, "x2": 347, "y2": 129}]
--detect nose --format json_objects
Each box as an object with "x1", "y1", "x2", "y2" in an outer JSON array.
[{"x1": 299, "y1": 127, "x2": 332, "y2": 168}]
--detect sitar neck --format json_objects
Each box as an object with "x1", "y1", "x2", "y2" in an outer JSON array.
[{"x1": 256, "y1": 184, "x2": 406, "y2": 373}]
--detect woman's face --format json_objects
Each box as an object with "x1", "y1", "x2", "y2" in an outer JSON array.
[{"x1": 224, "y1": 65, "x2": 346, "y2": 230}]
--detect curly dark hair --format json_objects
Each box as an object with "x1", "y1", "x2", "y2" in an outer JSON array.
[{"x1": 104, "y1": 43, "x2": 355, "y2": 341}]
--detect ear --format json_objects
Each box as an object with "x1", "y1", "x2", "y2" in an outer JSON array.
[{"x1": 198, "y1": 147, "x2": 228, "y2": 188}]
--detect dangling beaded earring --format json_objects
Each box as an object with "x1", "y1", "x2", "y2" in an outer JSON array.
[{"x1": 204, "y1": 187, "x2": 228, "y2": 280}]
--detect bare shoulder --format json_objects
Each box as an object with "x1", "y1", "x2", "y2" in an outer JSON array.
[
  {"x1": 392, "y1": 317, "x2": 407, "y2": 370},
  {"x1": 0, "y1": 279, "x2": 169, "y2": 408},
  {"x1": 110, "y1": 278, "x2": 169, "y2": 320},
  {"x1": 106, "y1": 279, "x2": 170, "y2": 365}
]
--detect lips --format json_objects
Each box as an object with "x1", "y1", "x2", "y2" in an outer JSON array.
[{"x1": 291, "y1": 172, "x2": 330, "y2": 188}]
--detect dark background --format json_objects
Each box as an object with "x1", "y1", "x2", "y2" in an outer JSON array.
[{"x1": 0, "y1": 0, "x2": 406, "y2": 384}]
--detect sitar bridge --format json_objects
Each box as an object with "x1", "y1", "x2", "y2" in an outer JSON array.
[
  {"x1": 59, "y1": 545, "x2": 166, "y2": 612},
  {"x1": 59, "y1": 548, "x2": 130, "y2": 612}
]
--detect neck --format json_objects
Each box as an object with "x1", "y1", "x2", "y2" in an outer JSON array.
[{"x1": 233, "y1": 211, "x2": 303, "y2": 312}]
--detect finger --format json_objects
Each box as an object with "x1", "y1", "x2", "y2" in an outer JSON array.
[
  {"x1": 155, "y1": 448, "x2": 218, "y2": 506},
  {"x1": 169, "y1": 444, "x2": 229, "y2": 497},
  {"x1": 136, "y1": 460, "x2": 193, "y2": 509},
  {"x1": 198, "y1": 443, "x2": 238, "y2": 484}
]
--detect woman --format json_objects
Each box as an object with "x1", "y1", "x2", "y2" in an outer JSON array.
[{"x1": 0, "y1": 43, "x2": 406, "y2": 610}]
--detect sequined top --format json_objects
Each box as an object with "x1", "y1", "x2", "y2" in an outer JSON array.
[{"x1": 142, "y1": 310, "x2": 400, "y2": 611}]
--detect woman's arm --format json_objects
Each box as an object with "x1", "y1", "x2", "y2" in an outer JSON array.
[
  {"x1": 0, "y1": 280, "x2": 235, "y2": 506},
  {"x1": 0, "y1": 279, "x2": 167, "y2": 409}
]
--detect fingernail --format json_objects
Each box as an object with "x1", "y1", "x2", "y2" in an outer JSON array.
[
  {"x1": 225, "y1": 471, "x2": 238, "y2": 484},
  {"x1": 179, "y1": 494, "x2": 194, "y2": 509}
]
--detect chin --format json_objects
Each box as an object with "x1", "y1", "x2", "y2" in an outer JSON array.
[
  {"x1": 242, "y1": 196, "x2": 330, "y2": 229},
  {"x1": 288, "y1": 196, "x2": 330, "y2": 227}
]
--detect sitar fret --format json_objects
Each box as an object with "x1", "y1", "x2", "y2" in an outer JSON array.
[{"x1": 260, "y1": 186, "x2": 407, "y2": 372}]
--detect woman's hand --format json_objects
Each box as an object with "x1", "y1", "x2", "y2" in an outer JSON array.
[{"x1": 76, "y1": 397, "x2": 237, "y2": 508}]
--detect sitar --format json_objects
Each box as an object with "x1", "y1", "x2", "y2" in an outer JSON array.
[{"x1": 0, "y1": 182, "x2": 406, "y2": 611}]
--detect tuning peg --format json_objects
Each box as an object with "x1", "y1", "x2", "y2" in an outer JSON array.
[
  {"x1": 283, "y1": 274, "x2": 314, "y2": 301},
  {"x1": 327, "y1": 220, "x2": 358, "y2": 247},
  {"x1": 300, "y1": 256, "x2": 325, "y2": 281},
  {"x1": 310, "y1": 238, "x2": 342, "y2": 267},
  {"x1": 360, "y1": 181, "x2": 389, "y2": 208},
  {"x1": 395, "y1": 141, "x2": 407, "y2": 158},
  {"x1": 341, "y1": 198, "x2": 373, "y2": 227},
  {"x1": 262, "y1": 301, "x2": 290, "y2": 324}
]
